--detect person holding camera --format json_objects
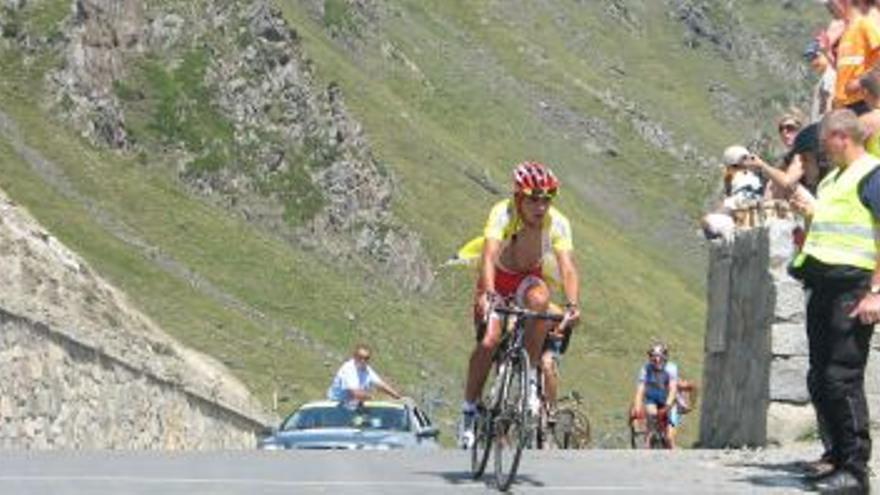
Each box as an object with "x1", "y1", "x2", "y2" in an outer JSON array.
[{"x1": 700, "y1": 145, "x2": 764, "y2": 240}]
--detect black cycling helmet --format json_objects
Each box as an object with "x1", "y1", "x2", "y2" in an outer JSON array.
[{"x1": 647, "y1": 342, "x2": 669, "y2": 358}]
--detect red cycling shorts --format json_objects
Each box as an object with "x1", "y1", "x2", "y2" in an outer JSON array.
[{"x1": 472, "y1": 265, "x2": 544, "y2": 341}]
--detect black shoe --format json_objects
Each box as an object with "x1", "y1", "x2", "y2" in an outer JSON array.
[
  {"x1": 812, "y1": 469, "x2": 869, "y2": 494},
  {"x1": 802, "y1": 459, "x2": 837, "y2": 481}
]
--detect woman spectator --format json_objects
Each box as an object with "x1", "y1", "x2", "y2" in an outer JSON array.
[
  {"x1": 740, "y1": 112, "x2": 804, "y2": 199},
  {"x1": 778, "y1": 112, "x2": 804, "y2": 150},
  {"x1": 744, "y1": 124, "x2": 827, "y2": 197}
]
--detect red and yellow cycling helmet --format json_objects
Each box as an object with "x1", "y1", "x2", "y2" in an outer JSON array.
[{"x1": 512, "y1": 161, "x2": 559, "y2": 199}]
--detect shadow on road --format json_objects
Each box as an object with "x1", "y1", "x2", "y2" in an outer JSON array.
[
  {"x1": 416, "y1": 470, "x2": 546, "y2": 489},
  {"x1": 729, "y1": 461, "x2": 813, "y2": 492}
]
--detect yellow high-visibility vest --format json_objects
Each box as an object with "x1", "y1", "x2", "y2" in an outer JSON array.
[{"x1": 798, "y1": 155, "x2": 880, "y2": 271}]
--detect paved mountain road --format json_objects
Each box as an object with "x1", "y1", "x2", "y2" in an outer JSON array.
[{"x1": 0, "y1": 448, "x2": 829, "y2": 494}]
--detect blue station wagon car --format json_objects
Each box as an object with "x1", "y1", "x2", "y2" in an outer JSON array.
[{"x1": 258, "y1": 400, "x2": 440, "y2": 450}]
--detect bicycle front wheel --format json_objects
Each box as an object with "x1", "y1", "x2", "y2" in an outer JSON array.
[
  {"x1": 471, "y1": 405, "x2": 492, "y2": 478},
  {"x1": 494, "y1": 349, "x2": 529, "y2": 492}
]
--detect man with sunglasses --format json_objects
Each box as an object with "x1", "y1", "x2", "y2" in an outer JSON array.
[
  {"x1": 457, "y1": 161, "x2": 581, "y2": 449},
  {"x1": 327, "y1": 344, "x2": 402, "y2": 407}
]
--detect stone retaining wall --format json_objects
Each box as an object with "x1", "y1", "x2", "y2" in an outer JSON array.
[{"x1": 0, "y1": 309, "x2": 267, "y2": 449}]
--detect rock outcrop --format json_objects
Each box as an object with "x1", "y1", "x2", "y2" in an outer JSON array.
[{"x1": 42, "y1": 0, "x2": 433, "y2": 292}]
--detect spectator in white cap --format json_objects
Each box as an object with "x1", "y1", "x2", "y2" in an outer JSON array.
[
  {"x1": 720, "y1": 145, "x2": 764, "y2": 208},
  {"x1": 700, "y1": 145, "x2": 765, "y2": 240}
]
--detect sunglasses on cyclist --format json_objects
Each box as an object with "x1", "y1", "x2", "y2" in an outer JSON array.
[{"x1": 521, "y1": 188, "x2": 558, "y2": 200}]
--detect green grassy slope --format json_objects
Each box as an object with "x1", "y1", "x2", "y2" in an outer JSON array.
[{"x1": 0, "y1": 0, "x2": 824, "y2": 445}]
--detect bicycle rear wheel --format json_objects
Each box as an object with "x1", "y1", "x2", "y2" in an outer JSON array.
[
  {"x1": 554, "y1": 409, "x2": 591, "y2": 449},
  {"x1": 572, "y1": 410, "x2": 591, "y2": 448},
  {"x1": 494, "y1": 349, "x2": 529, "y2": 492}
]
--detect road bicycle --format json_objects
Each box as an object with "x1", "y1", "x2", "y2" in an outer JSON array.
[
  {"x1": 470, "y1": 304, "x2": 563, "y2": 492},
  {"x1": 629, "y1": 406, "x2": 670, "y2": 449}
]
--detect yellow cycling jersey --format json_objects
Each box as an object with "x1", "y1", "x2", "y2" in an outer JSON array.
[
  {"x1": 448, "y1": 199, "x2": 573, "y2": 288},
  {"x1": 482, "y1": 199, "x2": 573, "y2": 251}
]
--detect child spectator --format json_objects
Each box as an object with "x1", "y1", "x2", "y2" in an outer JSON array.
[{"x1": 701, "y1": 146, "x2": 764, "y2": 240}]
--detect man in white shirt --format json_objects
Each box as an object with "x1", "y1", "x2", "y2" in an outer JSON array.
[{"x1": 327, "y1": 344, "x2": 402, "y2": 404}]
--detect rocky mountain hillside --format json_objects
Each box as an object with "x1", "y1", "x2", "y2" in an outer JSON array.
[
  {"x1": 39, "y1": 0, "x2": 433, "y2": 292},
  {"x1": 0, "y1": 0, "x2": 824, "y2": 444}
]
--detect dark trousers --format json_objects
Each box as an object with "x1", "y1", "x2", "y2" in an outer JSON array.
[{"x1": 806, "y1": 279, "x2": 874, "y2": 478}]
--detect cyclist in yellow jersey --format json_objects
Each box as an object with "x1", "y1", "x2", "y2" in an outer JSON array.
[{"x1": 458, "y1": 162, "x2": 581, "y2": 449}]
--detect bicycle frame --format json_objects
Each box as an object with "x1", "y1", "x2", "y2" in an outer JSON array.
[{"x1": 478, "y1": 305, "x2": 563, "y2": 491}]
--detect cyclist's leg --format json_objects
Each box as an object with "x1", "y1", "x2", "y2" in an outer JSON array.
[
  {"x1": 666, "y1": 406, "x2": 680, "y2": 449},
  {"x1": 540, "y1": 346, "x2": 559, "y2": 413},
  {"x1": 461, "y1": 304, "x2": 503, "y2": 448},
  {"x1": 465, "y1": 311, "x2": 504, "y2": 404},
  {"x1": 644, "y1": 400, "x2": 660, "y2": 448},
  {"x1": 517, "y1": 277, "x2": 551, "y2": 365}
]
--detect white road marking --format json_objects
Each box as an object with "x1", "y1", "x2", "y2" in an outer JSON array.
[{"x1": 0, "y1": 475, "x2": 654, "y2": 491}]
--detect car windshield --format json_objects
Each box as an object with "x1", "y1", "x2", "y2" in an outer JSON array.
[{"x1": 282, "y1": 405, "x2": 410, "y2": 432}]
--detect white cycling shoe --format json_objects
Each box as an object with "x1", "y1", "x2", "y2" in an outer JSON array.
[
  {"x1": 528, "y1": 380, "x2": 541, "y2": 416},
  {"x1": 458, "y1": 411, "x2": 477, "y2": 449}
]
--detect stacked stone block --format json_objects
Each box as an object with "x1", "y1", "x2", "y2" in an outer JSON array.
[
  {"x1": 764, "y1": 218, "x2": 815, "y2": 445},
  {"x1": 699, "y1": 227, "x2": 773, "y2": 448}
]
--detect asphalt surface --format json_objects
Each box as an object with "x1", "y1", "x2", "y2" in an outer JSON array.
[{"x1": 0, "y1": 447, "x2": 849, "y2": 494}]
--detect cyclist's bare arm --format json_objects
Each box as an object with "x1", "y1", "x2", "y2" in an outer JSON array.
[
  {"x1": 665, "y1": 380, "x2": 678, "y2": 410},
  {"x1": 632, "y1": 383, "x2": 646, "y2": 415},
  {"x1": 481, "y1": 238, "x2": 502, "y2": 300},
  {"x1": 555, "y1": 249, "x2": 580, "y2": 323}
]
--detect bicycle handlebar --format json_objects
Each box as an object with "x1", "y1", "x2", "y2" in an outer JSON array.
[{"x1": 491, "y1": 305, "x2": 565, "y2": 322}]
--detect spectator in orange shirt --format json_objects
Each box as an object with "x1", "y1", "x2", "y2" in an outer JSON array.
[{"x1": 830, "y1": 0, "x2": 880, "y2": 115}]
